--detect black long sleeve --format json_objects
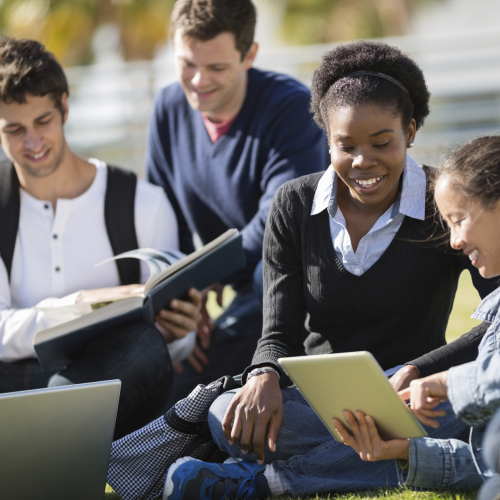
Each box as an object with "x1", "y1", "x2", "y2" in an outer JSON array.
[{"x1": 409, "y1": 321, "x2": 491, "y2": 376}]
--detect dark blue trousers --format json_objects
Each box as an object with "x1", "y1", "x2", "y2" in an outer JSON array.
[{"x1": 0, "y1": 321, "x2": 173, "y2": 440}]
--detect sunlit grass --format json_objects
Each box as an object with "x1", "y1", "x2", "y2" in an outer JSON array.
[
  {"x1": 105, "y1": 486, "x2": 478, "y2": 499},
  {"x1": 445, "y1": 272, "x2": 482, "y2": 342}
]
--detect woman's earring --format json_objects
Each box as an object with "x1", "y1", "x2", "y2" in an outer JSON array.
[
  {"x1": 408, "y1": 142, "x2": 414, "y2": 148},
  {"x1": 329, "y1": 149, "x2": 331, "y2": 154}
]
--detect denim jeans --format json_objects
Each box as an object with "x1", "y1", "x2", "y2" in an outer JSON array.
[
  {"x1": 0, "y1": 320, "x2": 173, "y2": 440},
  {"x1": 478, "y1": 408, "x2": 500, "y2": 500},
  {"x1": 209, "y1": 386, "x2": 469, "y2": 497},
  {"x1": 164, "y1": 286, "x2": 262, "y2": 409}
]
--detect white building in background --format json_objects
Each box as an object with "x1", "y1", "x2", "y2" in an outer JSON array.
[{"x1": 409, "y1": 0, "x2": 500, "y2": 35}]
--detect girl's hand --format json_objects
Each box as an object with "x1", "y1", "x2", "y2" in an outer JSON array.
[
  {"x1": 398, "y1": 371, "x2": 448, "y2": 428},
  {"x1": 333, "y1": 411, "x2": 409, "y2": 461}
]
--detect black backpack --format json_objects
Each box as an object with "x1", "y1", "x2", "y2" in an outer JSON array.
[{"x1": 0, "y1": 159, "x2": 141, "y2": 285}]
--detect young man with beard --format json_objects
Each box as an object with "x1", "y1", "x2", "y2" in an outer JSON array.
[
  {"x1": 146, "y1": 0, "x2": 328, "y2": 403},
  {"x1": 0, "y1": 37, "x2": 202, "y2": 439}
]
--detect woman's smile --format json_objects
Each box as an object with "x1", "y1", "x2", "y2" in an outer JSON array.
[{"x1": 351, "y1": 175, "x2": 385, "y2": 193}]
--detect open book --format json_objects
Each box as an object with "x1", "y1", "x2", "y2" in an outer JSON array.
[{"x1": 34, "y1": 229, "x2": 245, "y2": 371}]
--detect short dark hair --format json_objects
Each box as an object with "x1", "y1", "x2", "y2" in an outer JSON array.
[
  {"x1": 171, "y1": 0, "x2": 256, "y2": 58},
  {"x1": 310, "y1": 40, "x2": 430, "y2": 138},
  {"x1": 436, "y1": 136, "x2": 500, "y2": 210},
  {"x1": 0, "y1": 37, "x2": 68, "y2": 115}
]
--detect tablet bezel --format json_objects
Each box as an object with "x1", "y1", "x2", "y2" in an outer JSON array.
[{"x1": 278, "y1": 351, "x2": 427, "y2": 442}]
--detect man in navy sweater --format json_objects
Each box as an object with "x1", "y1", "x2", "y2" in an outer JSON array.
[{"x1": 146, "y1": 0, "x2": 327, "y2": 403}]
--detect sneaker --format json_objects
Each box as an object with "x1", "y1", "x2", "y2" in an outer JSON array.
[{"x1": 163, "y1": 456, "x2": 268, "y2": 500}]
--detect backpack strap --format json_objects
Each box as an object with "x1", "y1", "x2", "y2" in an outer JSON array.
[
  {"x1": 0, "y1": 161, "x2": 140, "y2": 285},
  {"x1": 0, "y1": 160, "x2": 20, "y2": 281},
  {"x1": 105, "y1": 165, "x2": 141, "y2": 285}
]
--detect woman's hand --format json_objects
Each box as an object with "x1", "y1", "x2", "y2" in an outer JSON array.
[
  {"x1": 389, "y1": 365, "x2": 420, "y2": 392},
  {"x1": 398, "y1": 371, "x2": 449, "y2": 428},
  {"x1": 333, "y1": 411, "x2": 409, "y2": 461},
  {"x1": 222, "y1": 371, "x2": 283, "y2": 464},
  {"x1": 155, "y1": 288, "x2": 203, "y2": 343}
]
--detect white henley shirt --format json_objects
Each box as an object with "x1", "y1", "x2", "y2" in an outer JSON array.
[{"x1": 0, "y1": 159, "x2": 190, "y2": 363}]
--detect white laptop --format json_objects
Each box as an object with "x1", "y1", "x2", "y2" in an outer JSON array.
[
  {"x1": 0, "y1": 380, "x2": 121, "y2": 500},
  {"x1": 278, "y1": 351, "x2": 427, "y2": 442}
]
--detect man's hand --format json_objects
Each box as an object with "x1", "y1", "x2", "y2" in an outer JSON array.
[
  {"x1": 197, "y1": 282, "x2": 224, "y2": 349},
  {"x1": 222, "y1": 371, "x2": 283, "y2": 464},
  {"x1": 155, "y1": 288, "x2": 202, "y2": 343},
  {"x1": 334, "y1": 411, "x2": 409, "y2": 461},
  {"x1": 76, "y1": 284, "x2": 145, "y2": 304},
  {"x1": 389, "y1": 365, "x2": 420, "y2": 392},
  {"x1": 399, "y1": 371, "x2": 449, "y2": 428},
  {"x1": 185, "y1": 343, "x2": 209, "y2": 373},
  {"x1": 180, "y1": 282, "x2": 224, "y2": 374}
]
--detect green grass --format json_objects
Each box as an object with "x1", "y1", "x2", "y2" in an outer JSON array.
[
  {"x1": 105, "y1": 486, "x2": 479, "y2": 499},
  {"x1": 445, "y1": 272, "x2": 482, "y2": 342},
  {"x1": 104, "y1": 277, "x2": 483, "y2": 499}
]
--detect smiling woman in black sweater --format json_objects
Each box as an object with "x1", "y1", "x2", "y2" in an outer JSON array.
[{"x1": 164, "y1": 40, "x2": 498, "y2": 500}]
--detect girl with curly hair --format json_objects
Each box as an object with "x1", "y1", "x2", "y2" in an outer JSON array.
[{"x1": 164, "y1": 41, "x2": 497, "y2": 499}]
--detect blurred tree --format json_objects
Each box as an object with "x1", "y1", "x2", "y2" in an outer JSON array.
[
  {"x1": 281, "y1": 0, "x2": 441, "y2": 45},
  {"x1": 0, "y1": 0, "x2": 443, "y2": 65},
  {"x1": 0, "y1": 0, "x2": 175, "y2": 66}
]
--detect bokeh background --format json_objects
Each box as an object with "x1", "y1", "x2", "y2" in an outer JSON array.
[{"x1": 1, "y1": 0, "x2": 498, "y2": 338}]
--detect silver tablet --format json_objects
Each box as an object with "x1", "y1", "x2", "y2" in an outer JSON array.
[{"x1": 278, "y1": 351, "x2": 427, "y2": 442}]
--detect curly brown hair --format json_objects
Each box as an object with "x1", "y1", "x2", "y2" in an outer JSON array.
[
  {"x1": 171, "y1": 0, "x2": 256, "y2": 59},
  {"x1": 0, "y1": 37, "x2": 68, "y2": 115},
  {"x1": 310, "y1": 40, "x2": 430, "y2": 138}
]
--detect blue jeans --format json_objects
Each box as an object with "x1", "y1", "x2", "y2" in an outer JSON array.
[
  {"x1": 209, "y1": 387, "x2": 469, "y2": 496},
  {"x1": 478, "y1": 409, "x2": 500, "y2": 500},
  {"x1": 164, "y1": 286, "x2": 262, "y2": 408},
  {"x1": 0, "y1": 321, "x2": 173, "y2": 440}
]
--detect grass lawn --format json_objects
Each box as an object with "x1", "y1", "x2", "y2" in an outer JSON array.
[
  {"x1": 445, "y1": 272, "x2": 482, "y2": 342},
  {"x1": 104, "y1": 486, "x2": 479, "y2": 499},
  {"x1": 104, "y1": 275, "x2": 484, "y2": 499}
]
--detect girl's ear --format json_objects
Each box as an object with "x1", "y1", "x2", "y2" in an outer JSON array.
[{"x1": 406, "y1": 118, "x2": 417, "y2": 148}]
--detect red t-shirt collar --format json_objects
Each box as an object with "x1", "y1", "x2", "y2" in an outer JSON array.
[{"x1": 201, "y1": 113, "x2": 237, "y2": 143}]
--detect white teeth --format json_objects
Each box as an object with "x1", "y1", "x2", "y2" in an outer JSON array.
[
  {"x1": 354, "y1": 176, "x2": 383, "y2": 187},
  {"x1": 469, "y1": 249, "x2": 479, "y2": 262},
  {"x1": 31, "y1": 151, "x2": 46, "y2": 159}
]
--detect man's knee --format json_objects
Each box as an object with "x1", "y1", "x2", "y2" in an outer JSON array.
[
  {"x1": 114, "y1": 322, "x2": 174, "y2": 398},
  {"x1": 57, "y1": 321, "x2": 174, "y2": 399},
  {"x1": 208, "y1": 389, "x2": 238, "y2": 448}
]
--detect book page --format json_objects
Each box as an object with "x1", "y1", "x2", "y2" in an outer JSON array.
[
  {"x1": 34, "y1": 296, "x2": 144, "y2": 343},
  {"x1": 144, "y1": 229, "x2": 238, "y2": 295},
  {"x1": 96, "y1": 248, "x2": 186, "y2": 284}
]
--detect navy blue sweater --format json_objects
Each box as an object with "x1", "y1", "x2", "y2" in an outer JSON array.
[{"x1": 146, "y1": 68, "x2": 328, "y2": 284}]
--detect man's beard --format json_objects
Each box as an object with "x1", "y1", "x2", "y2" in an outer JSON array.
[{"x1": 17, "y1": 143, "x2": 65, "y2": 179}]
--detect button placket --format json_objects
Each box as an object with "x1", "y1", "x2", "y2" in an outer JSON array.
[{"x1": 51, "y1": 202, "x2": 67, "y2": 296}]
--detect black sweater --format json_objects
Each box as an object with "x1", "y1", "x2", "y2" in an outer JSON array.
[{"x1": 246, "y1": 172, "x2": 497, "y2": 386}]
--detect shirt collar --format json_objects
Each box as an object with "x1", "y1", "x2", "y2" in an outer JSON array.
[
  {"x1": 472, "y1": 286, "x2": 500, "y2": 324},
  {"x1": 310, "y1": 153, "x2": 426, "y2": 221}
]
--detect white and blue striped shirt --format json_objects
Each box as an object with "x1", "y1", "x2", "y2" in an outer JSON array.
[{"x1": 310, "y1": 154, "x2": 426, "y2": 276}]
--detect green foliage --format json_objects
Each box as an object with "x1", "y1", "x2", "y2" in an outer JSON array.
[
  {"x1": 281, "y1": 0, "x2": 441, "y2": 45},
  {"x1": 0, "y1": 0, "x2": 175, "y2": 65}
]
